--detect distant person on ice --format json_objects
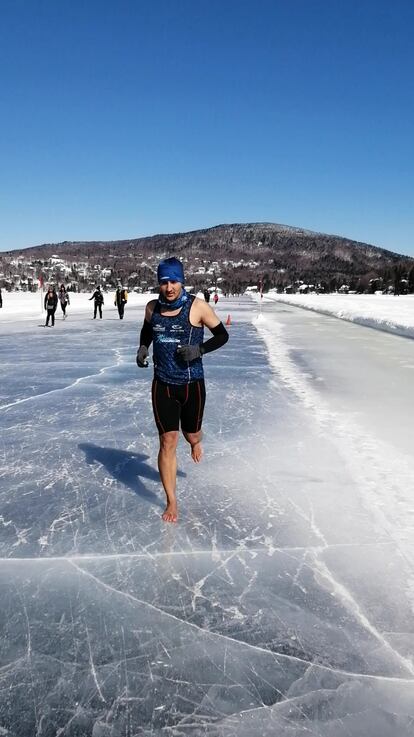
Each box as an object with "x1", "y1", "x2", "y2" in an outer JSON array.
[
  {"x1": 213, "y1": 292, "x2": 219, "y2": 305},
  {"x1": 89, "y1": 285, "x2": 104, "y2": 319},
  {"x1": 59, "y1": 284, "x2": 70, "y2": 319},
  {"x1": 44, "y1": 286, "x2": 58, "y2": 326},
  {"x1": 0, "y1": 286, "x2": 2, "y2": 308},
  {"x1": 136, "y1": 257, "x2": 229, "y2": 523},
  {"x1": 114, "y1": 285, "x2": 128, "y2": 319},
  {"x1": 203, "y1": 288, "x2": 210, "y2": 303}
]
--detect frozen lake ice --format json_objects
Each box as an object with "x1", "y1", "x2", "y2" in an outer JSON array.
[{"x1": 0, "y1": 296, "x2": 414, "y2": 735}]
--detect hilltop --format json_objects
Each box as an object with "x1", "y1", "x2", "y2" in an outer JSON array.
[{"x1": 1, "y1": 223, "x2": 413, "y2": 293}]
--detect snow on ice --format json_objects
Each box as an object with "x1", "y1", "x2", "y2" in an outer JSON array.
[{"x1": 260, "y1": 291, "x2": 414, "y2": 339}]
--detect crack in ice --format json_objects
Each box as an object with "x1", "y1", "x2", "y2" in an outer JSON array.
[
  {"x1": 0, "y1": 358, "x2": 123, "y2": 411},
  {"x1": 0, "y1": 540, "x2": 396, "y2": 565},
  {"x1": 65, "y1": 559, "x2": 414, "y2": 685}
]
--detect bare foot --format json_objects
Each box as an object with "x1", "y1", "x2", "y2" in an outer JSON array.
[
  {"x1": 191, "y1": 441, "x2": 203, "y2": 463},
  {"x1": 162, "y1": 502, "x2": 178, "y2": 523}
]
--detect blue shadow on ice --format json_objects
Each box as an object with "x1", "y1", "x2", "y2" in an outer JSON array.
[{"x1": 78, "y1": 443, "x2": 185, "y2": 509}]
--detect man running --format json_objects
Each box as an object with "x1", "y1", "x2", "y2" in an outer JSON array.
[{"x1": 136, "y1": 257, "x2": 229, "y2": 523}]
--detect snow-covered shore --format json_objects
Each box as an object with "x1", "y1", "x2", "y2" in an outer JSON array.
[
  {"x1": 0, "y1": 290, "x2": 214, "y2": 324},
  {"x1": 259, "y1": 292, "x2": 414, "y2": 339},
  {"x1": 0, "y1": 290, "x2": 151, "y2": 323},
  {"x1": 1, "y1": 290, "x2": 413, "y2": 340}
]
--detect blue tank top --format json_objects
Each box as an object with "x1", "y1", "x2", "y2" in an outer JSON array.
[{"x1": 151, "y1": 294, "x2": 204, "y2": 385}]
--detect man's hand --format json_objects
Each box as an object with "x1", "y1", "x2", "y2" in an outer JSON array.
[
  {"x1": 176, "y1": 344, "x2": 202, "y2": 362},
  {"x1": 136, "y1": 345, "x2": 149, "y2": 367}
]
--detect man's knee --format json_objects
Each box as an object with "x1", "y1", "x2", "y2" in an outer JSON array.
[
  {"x1": 183, "y1": 430, "x2": 202, "y2": 446},
  {"x1": 159, "y1": 431, "x2": 179, "y2": 452}
]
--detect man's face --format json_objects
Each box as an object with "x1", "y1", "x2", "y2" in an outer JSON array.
[{"x1": 159, "y1": 280, "x2": 182, "y2": 302}]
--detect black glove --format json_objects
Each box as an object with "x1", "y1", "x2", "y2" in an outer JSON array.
[
  {"x1": 136, "y1": 345, "x2": 149, "y2": 367},
  {"x1": 176, "y1": 344, "x2": 202, "y2": 362}
]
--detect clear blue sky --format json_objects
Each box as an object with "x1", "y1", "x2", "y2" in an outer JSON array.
[{"x1": 1, "y1": 0, "x2": 414, "y2": 255}]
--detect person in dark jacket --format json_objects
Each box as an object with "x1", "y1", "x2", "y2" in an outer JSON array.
[
  {"x1": 114, "y1": 285, "x2": 128, "y2": 319},
  {"x1": 44, "y1": 286, "x2": 58, "y2": 326},
  {"x1": 59, "y1": 284, "x2": 70, "y2": 319},
  {"x1": 0, "y1": 287, "x2": 2, "y2": 308},
  {"x1": 89, "y1": 286, "x2": 104, "y2": 318}
]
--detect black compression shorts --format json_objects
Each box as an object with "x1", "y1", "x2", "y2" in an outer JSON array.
[{"x1": 151, "y1": 379, "x2": 206, "y2": 434}]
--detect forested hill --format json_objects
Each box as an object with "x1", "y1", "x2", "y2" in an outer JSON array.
[
  {"x1": 3, "y1": 222, "x2": 413, "y2": 292},
  {"x1": 8, "y1": 222, "x2": 409, "y2": 266}
]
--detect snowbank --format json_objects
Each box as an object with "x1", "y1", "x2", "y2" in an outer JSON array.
[{"x1": 258, "y1": 292, "x2": 414, "y2": 339}]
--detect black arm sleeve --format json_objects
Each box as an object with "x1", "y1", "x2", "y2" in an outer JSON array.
[
  {"x1": 200, "y1": 322, "x2": 229, "y2": 355},
  {"x1": 139, "y1": 319, "x2": 154, "y2": 348}
]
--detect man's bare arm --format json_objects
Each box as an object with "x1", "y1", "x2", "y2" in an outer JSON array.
[
  {"x1": 144, "y1": 299, "x2": 157, "y2": 323},
  {"x1": 177, "y1": 298, "x2": 228, "y2": 361},
  {"x1": 193, "y1": 298, "x2": 221, "y2": 329}
]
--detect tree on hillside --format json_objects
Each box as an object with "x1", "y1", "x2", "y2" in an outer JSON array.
[
  {"x1": 356, "y1": 274, "x2": 370, "y2": 293},
  {"x1": 393, "y1": 262, "x2": 406, "y2": 296},
  {"x1": 408, "y1": 265, "x2": 414, "y2": 293}
]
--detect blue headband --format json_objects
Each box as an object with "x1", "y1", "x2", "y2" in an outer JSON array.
[{"x1": 157, "y1": 257, "x2": 185, "y2": 285}]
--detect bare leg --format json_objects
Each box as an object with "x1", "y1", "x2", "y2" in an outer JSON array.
[
  {"x1": 158, "y1": 431, "x2": 179, "y2": 522},
  {"x1": 183, "y1": 430, "x2": 203, "y2": 463}
]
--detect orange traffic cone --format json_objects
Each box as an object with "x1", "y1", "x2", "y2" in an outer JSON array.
[{"x1": 225, "y1": 314, "x2": 231, "y2": 326}]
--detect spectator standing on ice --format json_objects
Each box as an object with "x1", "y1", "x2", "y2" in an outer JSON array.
[
  {"x1": 213, "y1": 292, "x2": 219, "y2": 305},
  {"x1": 58, "y1": 284, "x2": 70, "y2": 319},
  {"x1": 203, "y1": 288, "x2": 210, "y2": 303},
  {"x1": 136, "y1": 257, "x2": 229, "y2": 523},
  {"x1": 89, "y1": 285, "x2": 104, "y2": 319},
  {"x1": 114, "y1": 285, "x2": 128, "y2": 319},
  {"x1": 44, "y1": 286, "x2": 58, "y2": 326}
]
